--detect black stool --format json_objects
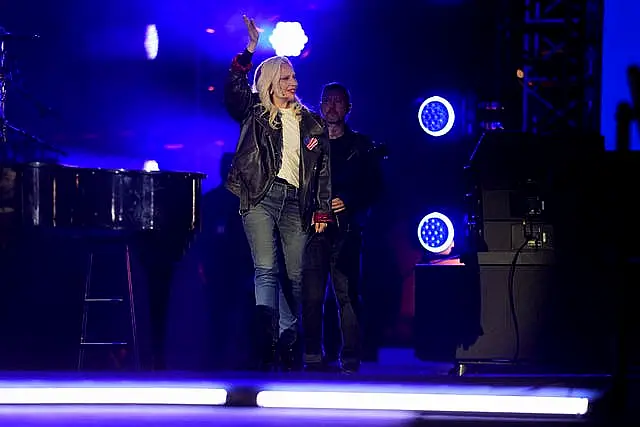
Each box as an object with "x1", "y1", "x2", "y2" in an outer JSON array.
[{"x1": 78, "y1": 240, "x2": 140, "y2": 370}]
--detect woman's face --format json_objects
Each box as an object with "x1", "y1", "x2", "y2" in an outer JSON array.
[{"x1": 273, "y1": 62, "x2": 298, "y2": 104}]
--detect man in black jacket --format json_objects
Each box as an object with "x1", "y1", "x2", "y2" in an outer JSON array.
[
  {"x1": 224, "y1": 16, "x2": 332, "y2": 371},
  {"x1": 302, "y1": 82, "x2": 383, "y2": 373}
]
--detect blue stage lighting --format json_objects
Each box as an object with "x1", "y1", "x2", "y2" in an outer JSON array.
[
  {"x1": 143, "y1": 160, "x2": 159, "y2": 172},
  {"x1": 418, "y1": 96, "x2": 455, "y2": 137},
  {"x1": 145, "y1": 25, "x2": 159, "y2": 60},
  {"x1": 417, "y1": 212, "x2": 454, "y2": 253}
]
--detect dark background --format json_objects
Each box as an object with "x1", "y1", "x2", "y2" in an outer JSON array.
[{"x1": 0, "y1": 0, "x2": 619, "y2": 371}]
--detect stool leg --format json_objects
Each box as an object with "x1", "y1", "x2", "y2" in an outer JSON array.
[
  {"x1": 125, "y1": 244, "x2": 140, "y2": 370},
  {"x1": 78, "y1": 252, "x2": 94, "y2": 371}
]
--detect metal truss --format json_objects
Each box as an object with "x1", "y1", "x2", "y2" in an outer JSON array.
[{"x1": 520, "y1": 0, "x2": 601, "y2": 134}]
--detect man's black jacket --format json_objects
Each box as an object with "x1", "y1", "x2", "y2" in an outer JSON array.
[{"x1": 330, "y1": 126, "x2": 383, "y2": 229}]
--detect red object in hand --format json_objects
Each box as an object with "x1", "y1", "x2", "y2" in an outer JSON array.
[{"x1": 313, "y1": 212, "x2": 333, "y2": 223}]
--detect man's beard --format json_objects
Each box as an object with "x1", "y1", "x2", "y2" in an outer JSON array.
[{"x1": 325, "y1": 116, "x2": 344, "y2": 125}]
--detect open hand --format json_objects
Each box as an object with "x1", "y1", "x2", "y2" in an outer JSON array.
[
  {"x1": 331, "y1": 197, "x2": 346, "y2": 213},
  {"x1": 315, "y1": 222, "x2": 328, "y2": 233},
  {"x1": 243, "y1": 15, "x2": 259, "y2": 52}
]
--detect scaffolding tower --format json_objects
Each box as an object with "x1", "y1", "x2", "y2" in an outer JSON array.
[{"x1": 520, "y1": 0, "x2": 602, "y2": 134}]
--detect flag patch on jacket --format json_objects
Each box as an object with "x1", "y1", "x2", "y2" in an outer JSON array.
[{"x1": 306, "y1": 137, "x2": 318, "y2": 150}]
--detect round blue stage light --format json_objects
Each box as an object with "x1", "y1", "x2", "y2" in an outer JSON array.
[
  {"x1": 417, "y1": 212, "x2": 455, "y2": 253},
  {"x1": 418, "y1": 96, "x2": 455, "y2": 137}
]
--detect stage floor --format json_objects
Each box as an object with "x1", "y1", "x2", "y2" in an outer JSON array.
[
  {"x1": 6, "y1": 405, "x2": 600, "y2": 427},
  {"x1": 0, "y1": 406, "x2": 415, "y2": 427}
]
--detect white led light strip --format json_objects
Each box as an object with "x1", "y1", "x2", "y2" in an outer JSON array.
[
  {"x1": 0, "y1": 387, "x2": 228, "y2": 405},
  {"x1": 256, "y1": 391, "x2": 589, "y2": 416}
]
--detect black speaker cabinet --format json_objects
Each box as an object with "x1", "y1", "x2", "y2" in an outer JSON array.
[
  {"x1": 457, "y1": 264, "x2": 557, "y2": 362},
  {"x1": 414, "y1": 260, "x2": 616, "y2": 371},
  {"x1": 414, "y1": 262, "x2": 558, "y2": 364}
]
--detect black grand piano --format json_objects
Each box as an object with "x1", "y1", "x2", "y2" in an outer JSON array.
[
  {"x1": 0, "y1": 162, "x2": 206, "y2": 370},
  {"x1": 3, "y1": 163, "x2": 204, "y2": 231}
]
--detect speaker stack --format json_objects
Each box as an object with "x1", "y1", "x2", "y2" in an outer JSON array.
[{"x1": 414, "y1": 132, "x2": 611, "y2": 374}]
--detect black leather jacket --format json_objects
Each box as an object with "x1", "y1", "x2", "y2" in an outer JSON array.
[
  {"x1": 330, "y1": 127, "x2": 384, "y2": 230},
  {"x1": 223, "y1": 50, "x2": 332, "y2": 229}
]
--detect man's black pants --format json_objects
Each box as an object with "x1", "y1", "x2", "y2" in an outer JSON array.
[{"x1": 302, "y1": 226, "x2": 362, "y2": 366}]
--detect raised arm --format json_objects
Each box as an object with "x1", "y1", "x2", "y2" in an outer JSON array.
[{"x1": 224, "y1": 16, "x2": 259, "y2": 122}]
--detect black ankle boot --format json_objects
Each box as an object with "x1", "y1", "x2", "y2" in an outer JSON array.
[
  {"x1": 278, "y1": 330, "x2": 304, "y2": 372},
  {"x1": 278, "y1": 328, "x2": 302, "y2": 372},
  {"x1": 278, "y1": 344, "x2": 296, "y2": 372},
  {"x1": 259, "y1": 342, "x2": 277, "y2": 372}
]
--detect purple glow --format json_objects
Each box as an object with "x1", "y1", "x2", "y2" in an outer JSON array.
[
  {"x1": 0, "y1": 406, "x2": 416, "y2": 427},
  {"x1": 0, "y1": 374, "x2": 599, "y2": 417}
]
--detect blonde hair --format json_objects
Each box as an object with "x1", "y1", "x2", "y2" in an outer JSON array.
[{"x1": 252, "y1": 56, "x2": 304, "y2": 129}]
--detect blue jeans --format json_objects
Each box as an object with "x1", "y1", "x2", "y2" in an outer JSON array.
[{"x1": 242, "y1": 180, "x2": 307, "y2": 337}]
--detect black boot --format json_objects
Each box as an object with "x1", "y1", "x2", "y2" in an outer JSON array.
[
  {"x1": 255, "y1": 305, "x2": 276, "y2": 372},
  {"x1": 278, "y1": 328, "x2": 302, "y2": 372},
  {"x1": 260, "y1": 342, "x2": 277, "y2": 372}
]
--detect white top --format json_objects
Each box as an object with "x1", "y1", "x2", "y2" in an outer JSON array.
[{"x1": 277, "y1": 108, "x2": 301, "y2": 188}]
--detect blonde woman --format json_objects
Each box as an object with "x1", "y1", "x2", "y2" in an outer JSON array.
[{"x1": 224, "y1": 16, "x2": 332, "y2": 371}]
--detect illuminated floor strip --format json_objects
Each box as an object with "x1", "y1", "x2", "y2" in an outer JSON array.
[
  {"x1": 256, "y1": 391, "x2": 589, "y2": 415},
  {"x1": 0, "y1": 376, "x2": 598, "y2": 415},
  {"x1": 0, "y1": 387, "x2": 228, "y2": 405}
]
